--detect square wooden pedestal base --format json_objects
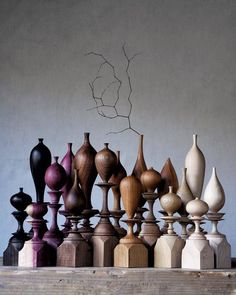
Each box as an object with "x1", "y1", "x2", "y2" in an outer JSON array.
[
  {"x1": 18, "y1": 240, "x2": 48, "y2": 267},
  {"x1": 206, "y1": 234, "x2": 231, "y2": 268},
  {"x1": 182, "y1": 239, "x2": 214, "y2": 270},
  {"x1": 57, "y1": 239, "x2": 92, "y2": 267},
  {"x1": 114, "y1": 243, "x2": 148, "y2": 267},
  {"x1": 154, "y1": 235, "x2": 185, "y2": 268},
  {"x1": 92, "y1": 235, "x2": 118, "y2": 267}
]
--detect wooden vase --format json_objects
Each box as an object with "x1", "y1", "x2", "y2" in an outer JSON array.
[
  {"x1": 203, "y1": 167, "x2": 225, "y2": 213},
  {"x1": 95, "y1": 143, "x2": 117, "y2": 183},
  {"x1": 114, "y1": 176, "x2": 148, "y2": 267},
  {"x1": 182, "y1": 197, "x2": 214, "y2": 270},
  {"x1": 74, "y1": 133, "x2": 97, "y2": 210},
  {"x1": 43, "y1": 156, "x2": 67, "y2": 266},
  {"x1": 110, "y1": 151, "x2": 127, "y2": 210},
  {"x1": 159, "y1": 158, "x2": 179, "y2": 196},
  {"x1": 110, "y1": 151, "x2": 127, "y2": 237},
  {"x1": 18, "y1": 203, "x2": 48, "y2": 267},
  {"x1": 60, "y1": 143, "x2": 75, "y2": 209},
  {"x1": 185, "y1": 134, "x2": 205, "y2": 198},
  {"x1": 44, "y1": 156, "x2": 67, "y2": 191},
  {"x1": 154, "y1": 186, "x2": 184, "y2": 268},
  {"x1": 177, "y1": 168, "x2": 194, "y2": 216},
  {"x1": 3, "y1": 188, "x2": 32, "y2": 266},
  {"x1": 30, "y1": 138, "x2": 51, "y2": 203},
  {"x1": 57, "y1": 169, "x2": 92, "y2": 267}
]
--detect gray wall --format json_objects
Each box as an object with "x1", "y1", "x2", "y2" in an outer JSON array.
[{"x1": 0, "y1": 0, "x2": 236, "y2": 256}]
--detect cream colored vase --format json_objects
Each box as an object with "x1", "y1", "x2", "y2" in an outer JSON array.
[
  {"x1": 177, "y1": 168, "x2": 194, "y2": 215},
  {"x1": 203, "y1": 167, "x2": 225, "y2": 213},
  {"x1": 185, "y1": 134, "x2": 205, "y2": 198}
]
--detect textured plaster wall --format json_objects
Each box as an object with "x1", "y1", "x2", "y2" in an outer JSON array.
[{"x1": 0, "y1": 0, "x2": 236, "y2": 256}]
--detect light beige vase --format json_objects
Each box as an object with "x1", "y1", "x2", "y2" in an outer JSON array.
[
  {"x1": 203, "y1": 167, "x2": 225, "y2": 213},
  {"x1": 177, "y1": 168, "x2": 194, "y2": 215},
  {"x1": 185, "y1": 134, "x2": 205, "y2": 198}
]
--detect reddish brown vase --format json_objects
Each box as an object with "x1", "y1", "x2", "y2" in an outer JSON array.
[
  {"x1": 95, "y1": 143, "x2": 117, "y2": 183},
  {"x1": 74, "y1": 133, "x2": 97, "y2": 210},
  {"x1": 159, "y1": 158, "x2": 179, "y2": 196},
  {"x1": 60, "y1": 143, "x2": 75, "y2": 208},
  {"x1": 65, "y1": 169, "x2": 86, "y2": 217},
  {"x1": 132, "y1": 134, "x2": 147, "y2": 207},
  {"x1": 110, "y1": 151, "x2": 127, "y2": 210}
]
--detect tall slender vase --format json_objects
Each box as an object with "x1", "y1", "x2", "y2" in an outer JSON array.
[
  {"x1": 177, "y1": 168, "x2": 194, "y2": 216},
  {"x1": 185, "y1": 134, "x2": 205, "y2": 198},
  {"x1": 60, "y1": 143, "x2": 75, "y2": 208},
  {"x1": 110, "y1": 151, "x2": 127, "y2": 237},
  {"x1": 132, "y1": 134, "x2": 147, "y2": 207},
  {"x1": 74, "y1": 132, "x2": 97, "y2": 210},
  {"x1": 30, "y1": 138, "x2": 52, "y2": 203}
]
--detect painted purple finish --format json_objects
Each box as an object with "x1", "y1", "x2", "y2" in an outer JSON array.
[{"x1": 60, "y1": 143, "x2": 75, "y2": 209}]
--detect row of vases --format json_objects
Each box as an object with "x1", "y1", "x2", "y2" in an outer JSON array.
[
  {"x1": 29, "y1": 133, "x2": 98, "y2": 212},
  {"x1": 29, "y1": 132, "x2": 225, "y2": 216}
]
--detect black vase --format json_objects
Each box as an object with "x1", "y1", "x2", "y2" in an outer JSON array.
[{"x1": 30, "y1": 138, "x2": 51, "y2": 203}]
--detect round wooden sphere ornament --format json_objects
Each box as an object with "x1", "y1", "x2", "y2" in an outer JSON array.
[
  {"x1": 160, "y1": 186, "x2": 182, "y2": 216},
  {"x1": 140, "y1": 167, "x2": 161, "y2": 193},
  {"x1": 186, "y1": 197, "x2": 209, "y2": 218}
]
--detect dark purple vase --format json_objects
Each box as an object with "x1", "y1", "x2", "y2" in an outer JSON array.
[
  {"x1": 30, "y1": 138, "x2": 51, "y2": 203},
  {"x1": 60, "y1": 143, "x2": 74, "y2": 208},
  {"x1": 44, "y1": 156, "x2": 67, "y2": 191}
]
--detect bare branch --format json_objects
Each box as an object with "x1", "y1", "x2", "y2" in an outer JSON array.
[{"x1": 86, "y1": 45, "x2": 141, "y2": 135}]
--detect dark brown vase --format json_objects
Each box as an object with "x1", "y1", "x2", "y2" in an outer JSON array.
[
  {"x1": 45, "y1": 156, "x2": 67, "y2": 191},
  {"x1": 60, "y1": 143, "x2": 75, "y2": 206},
  {"x1": 110, "y1": 151, "x2": 127, "y2": 210},
  {"x1": 159, "y1": 158, "x2": 179, "y2": 196},
  {"x1": 74, "y1": 133, "x2": 97, "y2": 210},
  {"x1": 3, "y1": 188, "x2": 32, "y2": 266},
  {"x1": 95, "y1": 143, "x2": 117, "y2": 183},
  {"x1": 30, "y1": 138, "x2": 51, "y2": 203},
  {"x1": 65, "y1": 169, "x2": 86, "y2": 216},
  {"x1": 10, "y1": 187, "x2": 32, "y2": 212},
  {"x1": 132, "y1": 134, "x2": 147, "y2": 207}
]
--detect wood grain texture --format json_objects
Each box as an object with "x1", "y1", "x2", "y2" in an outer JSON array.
[
  {"x1": 0, "y1": 265, "x2": 236, "y2": 295},
  {"x1": 74, "y1": 133, "x2": 97, "y2": 210},
  {"x1": 159, "y1": 158, "x2": 179, "y2": 196}
]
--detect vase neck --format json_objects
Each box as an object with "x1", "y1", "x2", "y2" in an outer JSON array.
[
  {"x1": 137, "y1": 134, "x2": 144, "y2": 158},
  {"x1": 84, "y1": 132, "x2": 90, "y2": 145},
  {"x1": 193, "y1": 134, "x2": 197, "y2": 147},
  {"x1": 67, "y1": 143, "x2": 72, "y2": 152}
]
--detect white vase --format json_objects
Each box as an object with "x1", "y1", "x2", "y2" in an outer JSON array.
[
  {"x1": 177, "y1": 168, "x2": 194, "y2": 215},
  {"x1": 203, "y1": 167, "x2": 225, "y2": 213},
  {"x1": 185, "y1": 134, "x2": 205, "y2": 198}
]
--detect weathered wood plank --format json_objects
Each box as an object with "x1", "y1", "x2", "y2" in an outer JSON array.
[{"x1": 0, "y1": 266, "x2": 236, "y2": 295}]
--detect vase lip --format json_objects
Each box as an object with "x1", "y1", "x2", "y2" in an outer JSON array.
[
  {"x1": 67, "y1": 142, "x2": 72, "y2": 146},
  {"x1": 193, "y1": 134, "x2": 198, "y2": 145},
  {"x1": 104, "y1": 143, "x2": 109, "y2": 148},
  {"x1": 54, "y1": 156, "x2": 59, "y2": 163},
  {"x1": 38, "y1": 138, "x2": 44, "y2": 143},
  {"x1": 19, "y1": 187, "x2": 23, "y2": 192}
]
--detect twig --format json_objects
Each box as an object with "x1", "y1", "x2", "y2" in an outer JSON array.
[{"x1": 86, "y1": 45, "x2": 141, "y2": 135}]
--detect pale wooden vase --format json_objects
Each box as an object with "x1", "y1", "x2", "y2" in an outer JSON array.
[{"x1": 185, "y1": 134, "x2": 205, "y2": 198}]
